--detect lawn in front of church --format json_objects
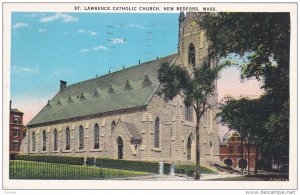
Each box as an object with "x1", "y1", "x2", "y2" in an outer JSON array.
[{"x1": 10, "y1": 160, "x2": 151, "y2": 180}]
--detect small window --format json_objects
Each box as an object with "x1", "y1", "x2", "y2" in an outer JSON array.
[
  {"x1": 32, "y1": 132, "x2": 36, "y2": 151},
  {"x1": 53, "y1": 129, "x2": 58, "y2": 151},
  {"x1": 188, "y1": 43, "x2": 196, "y2": 67},
  {"x1": 42, "y1": 130, "x2": 47, "y2": 151},
  {"x1": 111, "y1": 121, "x2": 116, "y2": 132},
  {"x1": 12, "y1": 141, "x2": 19, "y2": 150},
  {"x1": 13, "y1": 128, "x2": 19, "y2": 137},
  {"x1": 94, "y1": 123, "x2": 100, "y2": 149},
  {"x1": 13, "y1": 117, "x2": 20, "y2": 124},
  {"x1": 79, "y1": 125, "x2": 84, "y2": 150},
  {"x1": 65, "y1": 128, "x2": 70, "y2": 150},
  {"x1": 184, "y1": 105, "x2": 193, "y2": 121},
  {"x1": 154, "y1": 117, "x2": 160, "y2": 148}
]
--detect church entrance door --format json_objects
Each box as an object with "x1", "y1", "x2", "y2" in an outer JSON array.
[{"x1": 117, "y1": 136, "x2": 124, "y2": 159}]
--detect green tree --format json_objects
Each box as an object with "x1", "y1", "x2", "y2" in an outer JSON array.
[
  {"x1": 218, "y1": 97, "x2": 253, "y2": 174},
  {"x1": 218, "y1": 97, "x2": 270, "y2": 175},
  {"x1": 158, "y1": 62, "x2": 222, "y2": 180},
  {"x1": 198, "y1": 12, "x2": 290, "y2": 171}
]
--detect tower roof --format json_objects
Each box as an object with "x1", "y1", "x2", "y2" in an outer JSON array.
[{"x1": 179, "y1": 11, "x2": 186, "y2": 21}]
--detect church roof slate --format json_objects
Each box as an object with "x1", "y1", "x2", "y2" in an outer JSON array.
[{"x1": 27, "y1": 53, "x2": 177, "y2": 127}]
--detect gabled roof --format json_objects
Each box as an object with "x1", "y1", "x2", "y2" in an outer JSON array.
[
  {"x1": 122, "y1": 121, "x2": 142, "y2": 144},
  {"x1": 220, "y1": 130, "x2": 240, "y2": 145},
  {"x1": 28, "y1": 53, "x2": 177, "y2": 127}
]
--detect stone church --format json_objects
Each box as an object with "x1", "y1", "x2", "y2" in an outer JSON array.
[{"x1": 20, "y1": 12, "x2": 219, "y2": 164}]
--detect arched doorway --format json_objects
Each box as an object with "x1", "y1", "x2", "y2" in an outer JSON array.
[
  {"x1": 117, "y1": 136, "x2": 124, "y2": 159},
  {"x1": 187, "y1": 134, "x2": 192, "y2": 160}
]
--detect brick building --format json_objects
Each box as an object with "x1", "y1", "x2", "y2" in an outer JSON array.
[
  {"x1": 10, "y1": 101, "x2": 26, "y2": 159},
  {"x1": 20, "y1": 12, "x2": 220, "y2": 164},
  {"x1": 219, "y1": 131, "x2": 257, "y2": 169}
]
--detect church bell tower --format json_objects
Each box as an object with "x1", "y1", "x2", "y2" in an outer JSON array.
[{"x1": 177, "y1": 12, "x2": 209, "y2": 69}]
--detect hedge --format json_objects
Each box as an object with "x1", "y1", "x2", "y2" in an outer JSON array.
[
  {"x1": 15, "y1": 154, "x2": 84, "y2": 165},
  {"x1": 86, "y1": 157, "x2": 95, "y2": 166},
  {"x1": 95, "y1": 158, "x2": 170, "y2": 174},
  {"x1": 15, "y1": 155, "x2": 171, "y2": 174}
]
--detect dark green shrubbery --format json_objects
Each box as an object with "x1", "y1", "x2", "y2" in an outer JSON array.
[
  {"x1": 15, "y1": 154, "x2": 171, "y2": 174},
  {"x1": 95, "y1": 158, "x2": 170, "y2": 174},
  {"x1": 256, "y1": 159, "x2": 273, "y2": 171},
  {"x1": 86, "y1": 157, "x2": 95, "y2": 166},
  {"x1": 224, "y1": 158, "x2": 233, "y2": 167},
  {"x1": 175, "y1": 164, "x2": 216, "y2": 176},
  {"x1": 15, "y1": 154, "x2": 84, "y2": 165}
]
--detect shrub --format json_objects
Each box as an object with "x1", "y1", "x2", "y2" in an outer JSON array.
[
  {"x1": 15, "y1": 154, "x2": 84, "y2": 165},
  {"x1": 256, "y1": 159, "x2": 272, "y2": 171},
  {"x1": 95, "y1": 158, "x2": 170, "y2": 174},
  {"x1": 175, "y1": 164, "x2": 216, "y2": 175},
  {"x1": 238, "y1": 158, "x2": 247, "y2": 169},
  {"x1": 224, "y1": 158, "x2": 233, "y2": 167},
  {"x1": 86, "y1": 157, "x2": 95, "y2": 166}
]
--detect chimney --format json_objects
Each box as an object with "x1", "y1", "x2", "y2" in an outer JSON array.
[
  {"x1": 60, "y1": 80, "x2": 67, "y2": 90},
  {"x1": 139, "y1": 60, "x2": 141, "y2": 64},
  {"x1": 10, "y1": 100, "x2": 12, "y2": 110}
]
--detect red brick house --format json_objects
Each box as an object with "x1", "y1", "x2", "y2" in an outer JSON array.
[
  {"x1": 10, "y1": 101, "x2": 26, "y2": 159},
  {"x1": 219, "y1": 131, "x2": 257, "y2": 169}
]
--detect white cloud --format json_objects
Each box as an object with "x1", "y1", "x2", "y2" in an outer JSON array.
[
  {"x1": 128, "y1": 23, "x2": 144, "y2": 29},
  {"x1": 110, "y1": 38, "x2": 126, "y2": 44},
  {"x1": 78, "y1": 29, "x2": 97, "y2": 36},
  {"x1": 39, "y1": 13, "x2": 78, "y2": 23},
  {"x1": 93, "y1": 45, "x2": 108, "y2": 51},
  {"x1": 80, "y1": 48, "x2": 90, "y2": 53},
  {"x1": 13, "y1": 22, "x2": 29, "y2": 29},
  {"x1": 12, "y1": 65, "x2": 39, "y2": 74},
  {"x1": 38, "y1": 29, "x2": 47, "y2": 33},
  {"x1": 79, "y1": 45, "x2": 108, "y2": 54},
  {"x1": 24, "y1": 13, "x2": 46, "y2": 18}
]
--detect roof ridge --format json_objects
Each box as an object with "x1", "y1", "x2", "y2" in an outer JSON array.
[{"x1": 64, "y1": 53, "x2": 177, "y2": 90}]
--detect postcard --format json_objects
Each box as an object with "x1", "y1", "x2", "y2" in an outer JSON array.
[{"x1": 2, "y1": 1, "x2": 298, "y2": 191}]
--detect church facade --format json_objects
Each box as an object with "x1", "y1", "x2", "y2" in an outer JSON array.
[{"x1": 20, "y1": 12, "x2": 220, "y2": 164}]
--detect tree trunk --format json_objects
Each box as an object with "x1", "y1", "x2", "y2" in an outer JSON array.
[
  {"x1": 240, "y1": 139, "x2": 244, "y2": 159},
  {"x1": 247, "y1": 143, "x2": 250, "y2": 175},
  {"x1": 254, "y1": 145, "x2": 259, "y2": 175},
  {"x1": 195, "y1": 116, "x2": 201, "y2": 180}
]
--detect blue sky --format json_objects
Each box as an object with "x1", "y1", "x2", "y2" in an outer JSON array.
[
  {"x1": 11, "y1": 12, "x2": 178, "y2": 99},
  {"x1": 10, "y1": 12, "x2": 263, "y2": 135}
]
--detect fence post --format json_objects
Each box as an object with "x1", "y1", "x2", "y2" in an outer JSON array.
[
  {"x1": 159, "y1": 161, "x2": 164, "y2": 175},
  {"x1": 170, "y1": 162, "x2": 175, "y2": 176},
  {"x1": 84, "y1": 156, "x2": 87, "y2": 166}
]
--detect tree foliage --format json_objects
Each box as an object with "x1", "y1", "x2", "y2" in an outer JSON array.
[
  {"x1": 158, "y1": 62, "x2": 222, "y2": 180},
  {"x1": 199, "y1": 12, "x2": 290, "y2": 171}
]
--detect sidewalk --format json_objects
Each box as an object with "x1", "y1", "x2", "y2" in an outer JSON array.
[{"x1": 112, "y1": 172, "x2": 242, "y2": 181}]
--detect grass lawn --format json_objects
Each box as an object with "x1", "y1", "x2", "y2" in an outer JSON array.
[
  {"x1": 175, "y1": 164, "x2": 217, "y2": 175},
  {"x1": 10, "y1": 160, "x2": 151, "y2": 180}
]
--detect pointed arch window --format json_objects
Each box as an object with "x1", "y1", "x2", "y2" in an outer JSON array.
[
  {"x1": 94, "y1": 123, "x2": 100, "y2": 149},
  {"x1": 154, "y1": 117, "x2": 160, "y2": 148},
  {"x1": 188, "y1": 43, "x2": 196, "y2": 67},
  {"x1": 79, "y1": 125, "x2": 84, "y2": 150},
  {"x1": 185, "y1": 105, "x2": 193, "y2": 121},
  {"x1": 65, "y1": 128, "x2": 70, "y2": 150},
  {"x1": 32, "y1": 131, "x2": 36, "y2": 151},
  {"x1": 42, "y1": 130, "x2": 47, "y2": 151},
  {"x1": 53, "y1": 129, "x2": 58, "y2": 151},
  {"x1": 111, "y1": 121, "x2": 116, "y2": 132},
  {"x1": 187, "y1": 134, "x2": 193, "y2": 160}
]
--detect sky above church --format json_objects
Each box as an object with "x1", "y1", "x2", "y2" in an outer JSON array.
[{"x1": 10, "y1": 12, "x2": 263, "y2": 136}]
